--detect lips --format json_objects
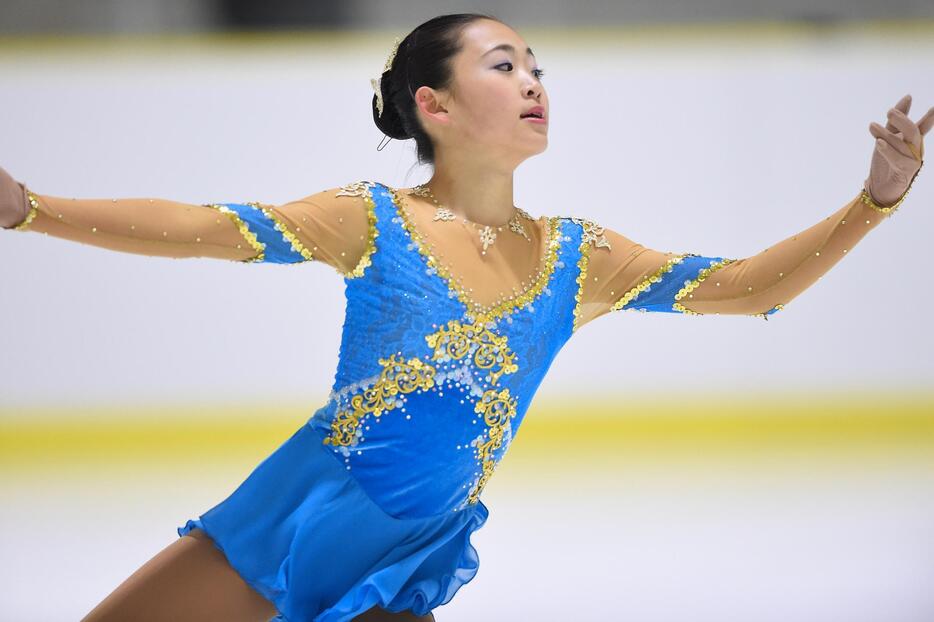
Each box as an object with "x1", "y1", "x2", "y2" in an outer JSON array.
[{"x1": 520, "y1": 105, "x2": 546, "y2": 120}]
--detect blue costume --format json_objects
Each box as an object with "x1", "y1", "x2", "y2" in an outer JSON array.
[
  {"x1": 178, "y1": 181, "x2": 587, "y2": 620},
  {"x1": 9, "y1": 174, "x2": 889, "y2": 621}
]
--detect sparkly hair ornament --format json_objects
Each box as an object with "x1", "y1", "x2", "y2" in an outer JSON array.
[{"x1": 372, "y1": 35, "x2": 402, "y2": 151}]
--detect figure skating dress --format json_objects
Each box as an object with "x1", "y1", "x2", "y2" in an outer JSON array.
[{"x1": 7, "y1": 178, "x2": 898, "y2": 621}]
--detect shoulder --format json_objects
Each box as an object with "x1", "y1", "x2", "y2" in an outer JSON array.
[
  {"x1": 297, "y1": 180, "x2": 389, "y2": 222},
  {"x1": 549, "y1": 215, "x2": 613, "y2": 251},
  {"x1": 320, "y1": 180, "x2": 383, "y2": 203}
]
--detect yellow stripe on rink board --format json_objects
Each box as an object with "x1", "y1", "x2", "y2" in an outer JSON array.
[{"x1": 1, "y1": 390, "x2": 932, "y2": 474}]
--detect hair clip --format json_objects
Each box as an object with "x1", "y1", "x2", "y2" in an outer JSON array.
[{"x1": 371, "y1": 36, "x2": 402, "y2": 118}]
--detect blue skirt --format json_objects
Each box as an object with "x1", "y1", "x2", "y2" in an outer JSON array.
[{"x1": 177, "y1": 422, "x2": 489, "y2": 622}]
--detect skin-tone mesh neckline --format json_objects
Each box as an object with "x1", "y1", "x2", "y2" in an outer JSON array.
[{"x1": 388, "y1": 185, "x2": 562, "y2": 323}]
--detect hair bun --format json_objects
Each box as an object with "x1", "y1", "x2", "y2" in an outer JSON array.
[
  {"x1": 368, "y1": 13, "x2": 500, "y2": 164},
  {"x1": 372, "y1": 65, "x2": 411, "y2": 141}
]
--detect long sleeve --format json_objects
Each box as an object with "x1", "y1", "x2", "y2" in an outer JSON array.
[
  {"x1": 573, "y1": 189, "x2": 902, "y2": 329},
  {"x1": 4, "y1": 180, "x2": 378, "y2": 277}
]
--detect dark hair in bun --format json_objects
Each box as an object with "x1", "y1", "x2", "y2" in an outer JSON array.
[{"x1": 372, "y1": 12, "x2": 502, "y2": 166}]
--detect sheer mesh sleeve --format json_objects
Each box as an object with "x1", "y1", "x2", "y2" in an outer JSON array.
[
  {"x1": 5, "y1": 180, "x2": 378, "y2": 277},
  {"x1": 574, "y1": 190, "x2": 899, "y2": 329}
]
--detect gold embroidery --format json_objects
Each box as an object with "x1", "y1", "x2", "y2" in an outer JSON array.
[
  {"x1": 425, "y1": 319, "x2": 518, "y2": 386},
  {"x1": 672, "y1": 257, "x2": 737, "y2": 314},
  {"x1": 569, "y1": 217, "x2": 611, "y2": 250},
  {"x1": 467, "y1": 388, "x2": 518, "y2": 504},
  {"x1": 12, "y1": 190, "x2": 40, "y2": 231},
  {"x1": 202, "y1": 203, "x2": 266, "y2": 262},
  {"x1": 323, "y1": 354, "x2": 436, "y2": 447},
  {"x1": 610, "y1": 253, "x2": 689, "y2": 312},
  {"x1": 335, "y1": 180, "x2": 375, "y2": 199},
  {"x1": 247, "y1": 202, "x2": 314, "y2": 261},
  {"x1": 336, "y1": 181, "x2": 379, "y2": 279},
  {"x1": 391, "y1": 185, "x2": 562, "y2": 322},
  {"x1": 323, "y1": 319, "x2": 524, "y2": 508}
]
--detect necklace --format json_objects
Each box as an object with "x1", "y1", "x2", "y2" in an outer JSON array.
[{"x1": 409, "y1": 184, "x2": 535, "y2": 255}]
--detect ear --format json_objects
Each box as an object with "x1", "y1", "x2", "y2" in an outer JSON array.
[{"x1": 414, "y1": 85, "x2": 450, "y2": 125}]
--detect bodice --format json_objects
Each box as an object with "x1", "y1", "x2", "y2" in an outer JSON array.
[{"x1": 305, "y1": 182, "x2": 585, "y2": 519}]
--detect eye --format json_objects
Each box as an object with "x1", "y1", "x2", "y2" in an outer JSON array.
[{"x1": 494, "y1": 62, "x2": 546, "y2": 80}]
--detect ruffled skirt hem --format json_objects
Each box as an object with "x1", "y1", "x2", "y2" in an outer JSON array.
[{"x1": 176, "y1": 423, "x2": 489, "y2": 622}]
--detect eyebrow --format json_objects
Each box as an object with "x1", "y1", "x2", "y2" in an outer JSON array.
[{"x1": 481, "y1": 43, "x2": 535, "y2": 59}]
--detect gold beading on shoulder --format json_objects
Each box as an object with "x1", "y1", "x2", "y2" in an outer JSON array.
[
  {"x1": 572, "y1": 238, "x2": 591, "y2": 332},
  {"x1": 338, "y1": 181, "x2": 379, "y2": 279},
  {"x1": 567, "y1": 216, "x2": 611, "y2": 330},
  {"x1": 336, "y1": 180, "x2": 376, "y2": 199},
  {"x1": 569, "y1": 217, "x2": 611, "y2": 251},
  {"x1": 202, "y1": 203, "x2": 266, "y2": 262}
]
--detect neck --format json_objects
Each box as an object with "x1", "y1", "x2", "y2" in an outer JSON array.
[{"x1": 425, "y1": 154, "x2": 516, "y2": 226}]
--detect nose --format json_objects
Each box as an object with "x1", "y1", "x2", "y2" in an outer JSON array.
[{"x1": 525, "y1": 82, "x2": 542, "y2": 99}]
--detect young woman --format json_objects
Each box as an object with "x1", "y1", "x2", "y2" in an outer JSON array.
[{"x1": 1, "y1": 11, "x2": 930, "y2": 622}]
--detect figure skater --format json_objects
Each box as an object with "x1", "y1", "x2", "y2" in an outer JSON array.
[{"x1": 1, "y1": 11, "x2": 930, "y2": 622}]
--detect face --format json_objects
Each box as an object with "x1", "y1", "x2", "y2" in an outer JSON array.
[{"x1": 415, "y1": 19, "x2": 549, "y2": 168}]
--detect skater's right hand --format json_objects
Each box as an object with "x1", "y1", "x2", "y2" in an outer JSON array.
[
  {"x1": 0, "y1": 166, "x2": 30, "y2": 229},
  {"x1": 864, "y1": 94, "x2": 932, "y2": 207}
]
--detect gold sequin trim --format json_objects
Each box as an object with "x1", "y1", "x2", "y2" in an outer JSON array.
[
  {"x1": 425, "y1": 319, "x2": 518, "y2": 386},
  {"x1": 572, "y1": 241, "x2": 591, "y2": 332},
  {"x1": 322, "y1": 354, "x2": 436, "y2": 447},
  {"x1": 610, "y1": 253, "x2": 689, "y2": 312},
  {"x1": 336, "y1": 181, "x2": 379, "y2": 279},
  {"x1": 672, "y1": 257, "x2": 737, "y2": 314},
  {"x1": 570, "y1": 217, "x2": 613, "y2": 331},
  {"x1": 202, "y1": 203, "x2": 266, "y2": 262},
  {"x1": 12, "y1": 190, "x2": 40, "y2": 231},
  {"x1": 467, "y1": 387, "x2": 518, "y2": 504},
  {"x1": 247, "y1": 201, "x2": 314, "y2": 262},
  {"x1": 391, "y1": 185, "x2": 562, "y2": 322}
]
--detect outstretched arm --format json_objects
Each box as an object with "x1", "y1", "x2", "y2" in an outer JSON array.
[
  {"x1": 573, "y1": 95, "x2": 931, "y2": 330},
  {"x1": 575, "y1": 187, "x2": 911, "y2": 328},
  {"x1": 0, "y1": 169, "x2": 377, "y2": 277}
]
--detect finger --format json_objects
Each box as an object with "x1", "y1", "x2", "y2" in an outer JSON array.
[
  {"x1": 887, "y1": 109, "x2": 922, "y2": 147},
  {"x1": 886, "y1": 95, "x2": 913, "y2": 132},
  {"x1": 918, "y1": 106, "x2": 934, "y2": 136},
  {"x1": 894, "y1": 93, "x2": 912, "y2": 116},
  {"x1": 869, "y1": 122, "x2": 915, "y2": 158}
]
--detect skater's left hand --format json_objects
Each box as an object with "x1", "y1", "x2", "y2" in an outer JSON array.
[
  {"x1": 864, "y1": 94, "x2": 933, "y2": 207},
  {"x1": 0, "y1": 166, "x2": 30, "y2": 230}
]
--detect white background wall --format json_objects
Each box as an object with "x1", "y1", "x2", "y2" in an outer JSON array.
[{"x1": 1, "y1": 25, "x2": 933, "y2": 411}]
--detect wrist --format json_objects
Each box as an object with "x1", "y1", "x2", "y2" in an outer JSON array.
[
  {"x1": 8, "y1": 185, "x2": 39, "y2": 230},
  {"x1": 861, "y1": 161, "x2": 924, "y2": 216}
]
